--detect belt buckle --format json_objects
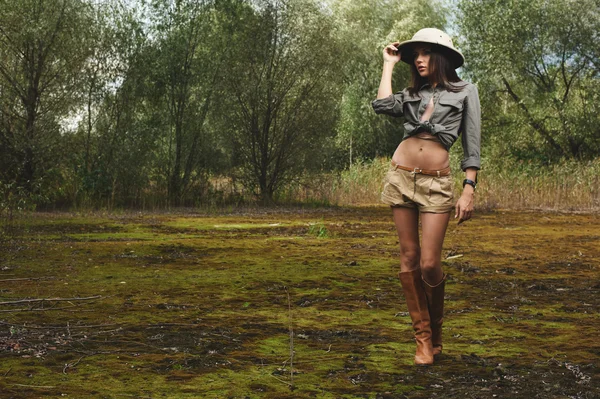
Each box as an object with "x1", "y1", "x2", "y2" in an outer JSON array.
[{"x1": 412, "y1": 167, "x2": 422, "y2": 175}]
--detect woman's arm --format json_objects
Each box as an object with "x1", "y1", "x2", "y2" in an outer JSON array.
[
  {"x1": 372, "y1": 42, "x2": 405, "y2": 116},
  {"x1": 456, "y1": 83, "x2": 482, "y2": 224},
  {"x1": 377, "y1": 58, "x2": 397, "y2": 99},
  {"x1": 460, "y1": 84, "x2": 481, "y2": 171}
]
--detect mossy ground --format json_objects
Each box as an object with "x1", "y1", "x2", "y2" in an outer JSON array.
[{"x1": 0, "y1": 207, "x2": 598, "y2": 398}]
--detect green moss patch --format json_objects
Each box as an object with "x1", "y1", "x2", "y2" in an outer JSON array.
[{"x1": 0, "y1": 208, "x2": 598, "y2": 397}]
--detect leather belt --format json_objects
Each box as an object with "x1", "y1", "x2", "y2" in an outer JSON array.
[{"x1": 391, "y1": 160, "x2": 451, "y2": 177}]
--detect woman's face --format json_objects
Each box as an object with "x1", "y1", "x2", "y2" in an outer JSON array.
[{"x1": 413, "y1": 46, "x2": 432, "y2": 77}]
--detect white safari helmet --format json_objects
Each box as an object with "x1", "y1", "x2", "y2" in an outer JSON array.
[{"x1": 397, "y1": 28, "x2": 464, "y2": 69}]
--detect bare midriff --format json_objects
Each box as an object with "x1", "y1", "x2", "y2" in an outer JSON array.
[{"x1": 391, "y1": 133, "x2": 450, "y2": 170}]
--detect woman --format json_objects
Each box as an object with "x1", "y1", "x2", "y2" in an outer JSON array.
[{"x1": 372, "y1": 28, "x2": 481, "y2": 365}]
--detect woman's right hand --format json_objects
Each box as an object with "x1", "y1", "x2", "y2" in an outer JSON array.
[{"x1": 383, "y1": 42, "x2": 401, "y2": 63}]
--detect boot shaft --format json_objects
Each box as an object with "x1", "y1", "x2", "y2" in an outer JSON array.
[{"x1": 399, "y1": 268, "x2": 434, "y2": 365}]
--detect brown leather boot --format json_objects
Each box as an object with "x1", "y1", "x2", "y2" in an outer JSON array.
[
  {"x1": 422, "y1": 273, "x2": 447, "y2": 358},
  {"x1": 399, "y1": 269, "x2": 434, "y2": 365}
]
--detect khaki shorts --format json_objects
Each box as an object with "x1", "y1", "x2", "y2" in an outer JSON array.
[{"x1": 381, "y1": 165, "x2": 455, "y2": 213}]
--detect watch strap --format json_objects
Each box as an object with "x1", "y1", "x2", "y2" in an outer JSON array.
[{"x1": 463, "y1": 178, "x2": 477, "y2": 190}]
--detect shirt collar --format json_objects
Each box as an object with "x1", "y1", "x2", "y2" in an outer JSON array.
[{"x1": 419, "y1": 82, "x2": 446, "y2": 91}]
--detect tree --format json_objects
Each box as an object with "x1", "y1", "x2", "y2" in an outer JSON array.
[
  {"x1": 0, "y1": 0, "x2": 95, "y2": 194},
  {"x1": 67, "y1": 0, "x2": 157, "y2": 208},
  {"x1": 147, "y1": 0, "x2": 227, "y2": 206},
  {"x1": 224, "y1": 0, "x2": 342, "y2": 203},
  {"x1": 458, "y1": 0, "x2": 600, "y2": 161}
]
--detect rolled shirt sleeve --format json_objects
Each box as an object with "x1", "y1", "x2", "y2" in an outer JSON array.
[
  {"x1": 371, "y1": 91, "x2": 404, "y2": 117},
  {"x1": 460, "y1": 84, "x2": 481, "y2": 171}
]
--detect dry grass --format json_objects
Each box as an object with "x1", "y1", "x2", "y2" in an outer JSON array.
[
  {"x1": 276, "y1": 158, "x2": 390, "y2": 206},
  {"x1": 34, "y1": 158, "x2": 599, "y2": 212},
  {"x1": 279, "y1": 157, "x2": 600, "y2": 211},
  {"x1": 475, "y1": 159, "x2": 600, "y2": 211}
]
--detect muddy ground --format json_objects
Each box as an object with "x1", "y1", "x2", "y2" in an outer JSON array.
[{"x1": 0, "y1": 207, "x2": 598, "y2": 398}]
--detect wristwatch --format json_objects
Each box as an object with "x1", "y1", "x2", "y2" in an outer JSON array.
[{"x1": 463, "y1": 178, "x2": 477, "y2": 190}]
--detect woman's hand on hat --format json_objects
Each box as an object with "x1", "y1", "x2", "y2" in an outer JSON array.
[{"x1": 383, "y1": 42, "x2": 401, "y2": 63}]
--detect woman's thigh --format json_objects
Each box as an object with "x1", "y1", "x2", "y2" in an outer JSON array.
[
  {"x1": 420, "y1": 211, "x2": 451, "y2": 273},
  {"x1": 392, "y1": 206, "x2": 420, "y2": 271}
]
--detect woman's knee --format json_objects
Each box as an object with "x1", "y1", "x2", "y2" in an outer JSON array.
[
  {"x1": 400, "y1": 246, "x2": 420, "y2": 269},
  {"x1": 420, "y1": 256, "x2": 441, "y2": 272}
]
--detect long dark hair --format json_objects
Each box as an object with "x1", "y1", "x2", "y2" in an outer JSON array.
[{"x1": 407, "y1": 45, "x2": 463, "y2": 96}]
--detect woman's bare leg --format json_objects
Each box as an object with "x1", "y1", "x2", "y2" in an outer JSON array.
[
  {"x1": 419, "y1": 212, "x2": 451, "y2": 284},
  {"x1": 419, "y1": 211, "x2": 451, "y2": 357},
  {"x1": 393, "y1": 206, "x2": 435, "y2": 364},
  {"x1": 392, "y1": 207, "x2": 420, "y2": 271}
]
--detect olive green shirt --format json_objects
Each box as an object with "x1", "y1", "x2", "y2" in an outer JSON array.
[{"x1": 372, "y1": 81, "x2": 481, "y2": 171}]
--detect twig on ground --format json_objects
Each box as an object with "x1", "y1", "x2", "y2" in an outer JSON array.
[
  {"x1": 11, "y1": 384, "x2": 56, "y2": 389},
  {"x1": 0, "y1": 303, "x2": 100, "y2": 313},
  {"x1": 0, "y1": 277, "x2": 55, "y2": 282},
  {"x1": 285, "y1": 286, "x2": 294, "y2": 390},
  {"x1": 0, "y1": 295, "x2": 102, "y2": 305},
  {"x1": 0, "y1": 321, "x2": 119, "y2": 329},
  {"x1": 63, "y1": 355, "x2": 86, "y2": 374},
  {"x1": 268, "y1": 372, "x2": 293, "y2": 387}
]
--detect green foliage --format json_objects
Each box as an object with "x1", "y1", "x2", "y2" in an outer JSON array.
[
  {"x1": 0, "y1": 180, "x2": 46, "y2": 216},
  {"x1": 328, "y1": 0, "x2": 446, "y2": 166},
  {"x1": 457, "y1": 0, "x2": 600, "y2": 160},
  {"x1": 307, "y1": 221, "x2": 329, "y2": 238},
  {"x1": 0, "y1": 0, "x2": 96, "y2": 200},
  {"x1": 67, "y1": 0, "x2": 156, "y2": 209},
  {"x1": 223, "y1": 0, "x2": 343, "y2": 202},
  {"x1": 146, "y1": 0, "x2": 227, "y2": 205},
  {"x1": 0, "y1": 179, "x2": 47, "y2": 240},
  {"x1": 0, "y1": 0, "x2": 598, "y2": 209}
]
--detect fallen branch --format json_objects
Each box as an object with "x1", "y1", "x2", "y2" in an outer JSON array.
[
  {"x1": 0, "y1": 321, "x2": 119, "y2": 329},
  {"x1": 0, "y1": 304, "x2": 100, "y2": 313},
  {"x1": 0, "y1": 277, "x2": 55, "y2": 282},
  {"x1": 11, "y1": 384, "x2": 56, "y2": 389},
  {"x1": 0, "y1": 295, "x2": 102, "y2": 305}
]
